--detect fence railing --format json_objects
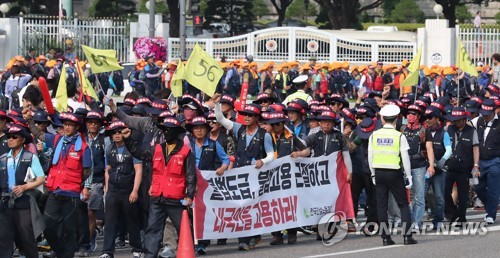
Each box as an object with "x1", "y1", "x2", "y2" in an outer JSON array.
[
  {"x1": 168, "y1": 27, "x2": 417, "y2": 64},
  {"x1": 19, "y1": 16, "x2": 129, "y2": 62},
  {"x1": 457, "y1": 25, "x2": 500, "y2": 66}
]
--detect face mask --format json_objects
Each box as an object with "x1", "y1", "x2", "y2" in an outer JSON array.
[
  {"x1": 407, "y1": 114, "x2": 418, "y2": 124},
  {"x1": 164, "y1": 130, "x2": 177, "y2": 143}
]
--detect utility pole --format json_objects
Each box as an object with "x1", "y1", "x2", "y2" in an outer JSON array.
[
  {"x1": 180, "y1": 0, "x2": 187, "y2": 59},
  {"x1": 148, "y1": 0, "x2": 155, "y2": 38}
]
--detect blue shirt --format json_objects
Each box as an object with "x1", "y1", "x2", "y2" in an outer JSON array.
[
  {"x1": 193, "y1": 138, "x2": 230, "y2": 168},
  {"x1": 6, "y1": 148, "x2": 44, "y2": 192}
]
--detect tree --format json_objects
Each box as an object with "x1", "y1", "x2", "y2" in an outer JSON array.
[
  {"x1": 89, "y1": 0, "x2": 136, "y2": 17},
  {"x1": 286, "y1": 0, "x2": 318, "y2": 20},
  {"x1": 253, "y1": 0, "x2": 270, "y2": 17},
  {"x1": 382, "y1": 0, "x2": 399, "y2": 21},
  {"x1": 455, "y1": 5, "x2": 473, "y2": 23},
  {"x1": 269, "y1": 0, "x2": 294, "y2": 27},
  {"x1": 434, "y1": 0, "x2": 489, "y2": 27},
  {"x1": 314, "y1": 0, "x2": 383, "y2": 29},
  {"x1": 138, "y1": 0, "x2": 169, "y2": 15},
  {"x1": 389, "y1": 0, "x2": 425, "y2": 23},
  {"x1": 204, "y1": 0, "x2": 254, "y2": 36},
  {"x1": 496, "y1": 11, "x2": 500, "y2": 24}
]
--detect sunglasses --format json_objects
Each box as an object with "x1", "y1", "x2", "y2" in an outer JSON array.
[
  {"x1": 271, "y1": 123, "x2": 282, "y2": 127},
  {"x1": 7, "y1": 135, "x2": 19, "y2": 140},
  {"x1": 112, "y1": 130, "x2": 122, "y2": 135}
]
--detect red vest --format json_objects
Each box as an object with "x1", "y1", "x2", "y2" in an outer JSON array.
[
  {"x1": 317, "y1": 72, "x2": 328, "y2": 94},
  {"x1": 363, "y1": 73, "x2": 373, "y2": 91},
  {"x1": 150, "y1": 144, "x2": 190, "y2": 199},
  {"x1": 46, "y1": 135, "x2": 88, "y2": 193},
  {"x1": 373, "y1": 73, "x2": 384, "y2": 91},
  {"x1": 393, "y1": 74, "x2": 401, "y2": 89}
]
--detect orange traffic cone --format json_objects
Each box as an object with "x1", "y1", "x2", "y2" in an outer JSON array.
[{"x1": 177, "y1": 210, "x2": 195, "y2": 258}]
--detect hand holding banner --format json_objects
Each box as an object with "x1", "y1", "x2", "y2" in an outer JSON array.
[
  {"x1": 184, "y1": 44, "x2": 223, "y2": 97},
  {"x1": 82, "y1": 45, "x2": 124, "y2": 74}
]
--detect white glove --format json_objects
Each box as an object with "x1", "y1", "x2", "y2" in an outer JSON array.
[
  {"x1": 371, "y1": 176, "x2": 376, "y2": 186},
  {"x1": 405, "y1": 176, "x2": 413, "y2": 189}
]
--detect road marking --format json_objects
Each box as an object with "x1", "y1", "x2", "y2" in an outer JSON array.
[{"x1": 303, "y1": 245, "x2": 404, "y2": 257}]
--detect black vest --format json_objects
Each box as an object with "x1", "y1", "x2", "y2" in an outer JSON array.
[
  {"x1": 235, "y1": 126, "x2": 267, "y2": 168},
  {"x1": 190, "y1": 137, "x2": 217, "y2": 171},
  {"x1": 311, "y1": 130, "x2": 344, "y2": 157},
  {"x1": 107, "y1": 145, "x2": 136, "y2": 193},
  {"x1": 447, "y1": 124, "x2": 475, "y2": 173},
  {"x1": 402, "y1": 125, "x2": 427, "y2": 169},
  {"x1": 144, "y1": 64, "x2": 160, "y2": 87},
  {"x1": 0, "y1": 134, "x2": 8, "y2": 157},
  {"x1": 0, "y1": 151, "x2": 33, "y2": 209},
  {"x1": 245, "y1": 70, "x2": 258, "y2": 93},
  {"x1": 476, "y1": 117, "x2": 500, "y2": 160},
  {"x1": 214, "y1": 133, "x2": 231, "y2": 169},
  {"x1": 87, "y1": 134, "x2": 106, "y2": 184},
  {"x1": 274, "y1": 133, "x2": 295, "y2": 158},
  {"x1": 430, "y1": 128, "x2": 446, "y2": 161}
]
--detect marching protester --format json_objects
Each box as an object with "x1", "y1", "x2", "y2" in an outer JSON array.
[{"x1": 0, "y1": 124, "x2": 45, "y2": 258}]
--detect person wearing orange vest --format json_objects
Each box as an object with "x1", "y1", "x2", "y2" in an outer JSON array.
[
  {"x1": 121, "y1": 117, "x2": 196, "y2": 258},
  {"x1": 23, "y1": 109, "x2": 92, "y2": 258}
]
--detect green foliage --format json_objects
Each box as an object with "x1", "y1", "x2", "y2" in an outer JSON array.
[
  {"x1": 362, "y1": 23, "x2": 424, "y2": 32},
  {"x1": 382, "y1": 0, "x2": 399, "y2": 21},
  {"x1": 360, "y1": 12, "x2": 373, "y2": 23},
  {"x1": 90, "y1": 0, "x2": 136, "y2": 17},
  {"x1": 315, "y1": 8, "x2": 332, "y2": 29},
  {"x1": 204, "y1": 0, "x2": 254, "y2": 34},
  {"x1": 389, "y1": 0, "x2": 424, "y2": 23},
  {"x1": 455, "y1": 5, "x2": 473, "y2": 23},
  {"x1": 252, "y1": 0, "x2": 270, "y2": 17},
  {"x1": 286, "y1": 0, "x2": 317, "y2": 19},
  {"x1": 495, "y1": 11, "x2": 500, "y2": 25}
]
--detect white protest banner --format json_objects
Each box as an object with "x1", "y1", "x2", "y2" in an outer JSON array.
[{"x1": 194, "y1": 151, "x2": 354, "y2": 240}]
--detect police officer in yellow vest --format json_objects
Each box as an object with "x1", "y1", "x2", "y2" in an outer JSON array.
[{"x1": 368, "y1": 104, "x2": 417, "y2": 246}]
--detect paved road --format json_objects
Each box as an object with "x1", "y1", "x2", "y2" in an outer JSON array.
[{"x1": 76, "y1": 209, "x2": 500, "y2": 258}]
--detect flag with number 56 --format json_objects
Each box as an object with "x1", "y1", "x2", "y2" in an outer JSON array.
[{"x1": 184, "y1": 44, "x2": 223, "y2": 97}]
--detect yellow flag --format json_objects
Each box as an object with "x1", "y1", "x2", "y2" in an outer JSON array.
[
  {"x1": 170, "y1": 59, "x2": 185, "y2": 97},
  {"x1": 401, "y1": 46, "x2": 422, "y2": 87},
  {"x1": 82, "y1": 45, "x2": 124, "y2": 74},
  {"x1": 55, "y1": 65, "x2": 68, "y2": 112},
  {"x1": 75, "y1": 60, "x2": 99, "y2": 100},
  {"x1": 184, "y1": 44, "x2": 223, "y2": 97},
  {"x1": 457, "y1": 40, "x2": 478, "y2": 77}
]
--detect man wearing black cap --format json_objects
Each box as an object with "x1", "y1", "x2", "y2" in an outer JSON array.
[
  {"x1": 213, "y1": 93, "x2": 275, "y2": 251},
  {"x1": 368, "y1": 104, "x2": 416, "y2": 246},
  {"x1": 23, "y1": 109, "x2": 93, "y2": 258},
  {"x1": 474, "y1": 99, "x2": 500, "y2": 224},
  {"x1": 445, "y1": 107, "x2": 479, "y2": 226},
  {"x1": 424, "y1": 107, "x2": 452, "y2": 230},
  {"x1": 267, "y1": 112, "x2": 306, "y2": 245},
  {"x1": 100, "y1": 121, "x2": 143, "y2": 258},
  {"x1": 122, "y1": 117, "x2": 196, "y2": 258},
  {"x1": 0, "y1": 124, "x2": 45, "y2": 258}
]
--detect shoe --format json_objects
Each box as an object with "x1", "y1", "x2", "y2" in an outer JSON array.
[
  {"x1": 132, "y1": 252, "x2": 142, "y2": 258},
  {"x1": 238, "y1": 243, "x2": 249, "y2": 251},
  {"x1": 269, "y1": 236, "x2": 283, "y2": 245},
  {"x1": 78, "y1": 248, "x2": 90, "y2": 257},
  {"x1": 484, "y1": 217, "x2": 494, "y2": 224},
  {"x1": 248, "y1": 237, "x2": 261, "y2": 249},
  {"x1": 98, "y1": 254, "x2": 111, "y2": 258},
  {"x1": 347, "y1": 222, "x2": 356, "y2": 232},
  {"x1": 12, "y1": 249, "x2": 19, "y2": 257},
  {"x1": 383, "y1": 238, "x2": 395, "y2": 246},
  {"x1": 89, "y1": 229, "x2": 98, "y2": 253},
  {"x1": 195, "y1": 245, "x2": 207, "y2": 255},
  {"x1": 115, "y1": 238, "x2": 126, "y2": 249},
  {"x1": 158, "y1": 246, "x2": 175, "y2": 258},
  {"x1": 288, "y1": 234, "x2": 297, "y2": 245},
  {"x1": 42, "y1": 251, "x2": 56, "y2": 258},
  {"x1": 216, "y1": 239, "x2": 227, "y2": 245},
  {"x1": 404, "y1": 236, "x2": 418, "y2": 245}
]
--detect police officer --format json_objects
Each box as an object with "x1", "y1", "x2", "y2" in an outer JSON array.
[
  {"x1": 123, "y1": 117, "x2": 196, "y2": 258},
  {"x1": 213, "y1": 94, "x2": 275, "y2": 251},
  {"x1": 282, "y1": 74, "x2": 313, "y2": 105},
  {"x1": 268, "y1": 111, "x2": 306, "y2": 245},
  {"x1": 0, "y1": 124, "x2": 45, "y2": 258},
  {"x1": 100, "y1": 121, "x2": 143, "y2": 258},
  {"x1": 474, "y1": 99, "x2": 500, "y2": 224},
  {"x1": 368, "y1": 104, "x2": 417, "y2": 246},
  {"x1": 23, "y1": 109, "x2": 92, "y2": 258},
  {"x1": 445, "y1": 107, "x2": 480, "y2": 226}
]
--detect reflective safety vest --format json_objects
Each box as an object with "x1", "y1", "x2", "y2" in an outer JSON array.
[
  {"x1": 371, "y1": 128, "x2": 402, "y2": 170},
  {"x1": 150, "y1": 144, "x2": 190, "y2": 200}
]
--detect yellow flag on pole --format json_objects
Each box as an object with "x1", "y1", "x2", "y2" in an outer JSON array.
[
  {"x1": 184, "y1": 44, "x2": 223, "y2": 97},
  {"x1": 75, "y1": 59, "x2": 99, "y2": 100},
  {"x1": 457, "y1": 40, "x2": 478, "y2": 77},
  {"x1": 170, "y1": 59, "x2": 185, "y2": 97},
  {"x1": 55, "y1": 65, "x2": 68, "y2": 112},
  {"x1": 401, "y1": 46, "x2": 423, "y2": 87},
  {"x1": 82, "y1": 45, "x2": 124, "y2": 74}
]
